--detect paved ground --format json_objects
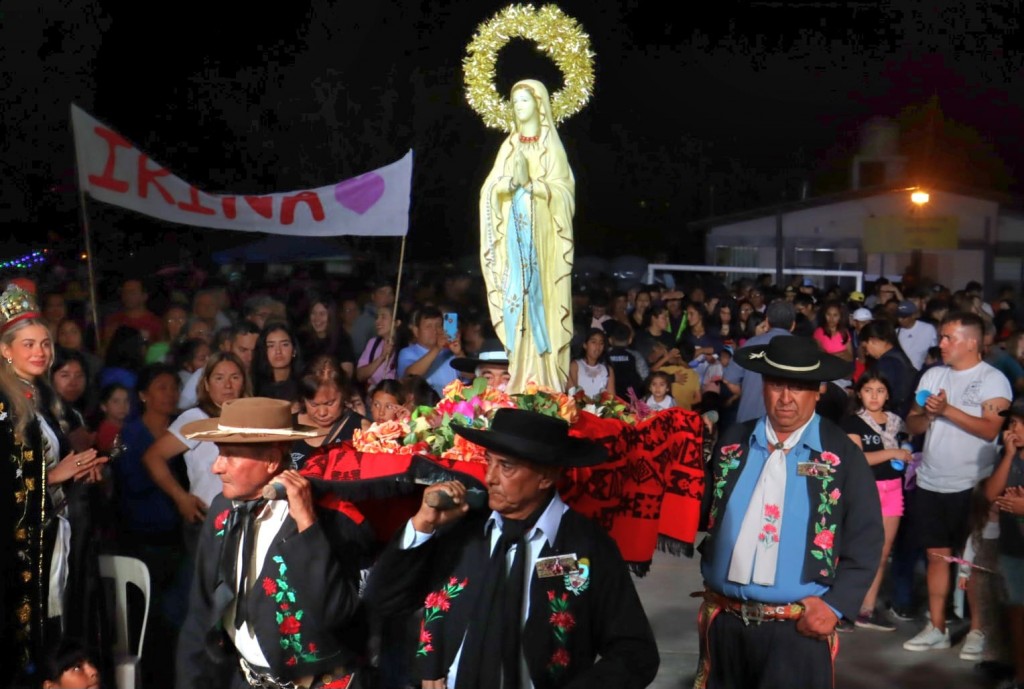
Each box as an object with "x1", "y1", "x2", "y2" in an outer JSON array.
[{"x1": 634, "y1": 550, "x2": 993, "y2": 689}]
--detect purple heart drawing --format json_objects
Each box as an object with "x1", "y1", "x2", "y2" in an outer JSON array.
[{"x1": 334, "y1": 173, "x2": 386, "y2": 214}]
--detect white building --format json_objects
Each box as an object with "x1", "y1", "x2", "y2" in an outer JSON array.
[
  {"x1": 694, "y1": 118, "x2": 1024, "y2": 294},
  {"x1": 698, "y1": 184, "x2": 1024, "y2": 293}
]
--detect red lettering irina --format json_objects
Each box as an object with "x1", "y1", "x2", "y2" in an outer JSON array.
[
  {"x1": 280, "y1": 191, "x2": 325, "y2": 225},
  {"x1": 177, "y1": 186, "x2": 216, "y2": 215},
  {"x1": 137, "y1": 155, "x2": 174, "y2": 204},
  {"x1": 87, "y1": 126, "x2": 131, "y2": 192},
  {"x1": 245, "y1": 196, "x2": 274, "y2": 219}
]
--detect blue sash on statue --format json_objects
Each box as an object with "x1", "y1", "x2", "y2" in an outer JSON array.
[{"x1": 503, "y1": 187, "x2": 551, "y2": 356}]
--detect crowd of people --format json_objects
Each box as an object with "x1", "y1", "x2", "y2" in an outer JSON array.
[{"x1": 1, "y1": 265, "x2": 1023, "y2": 689}]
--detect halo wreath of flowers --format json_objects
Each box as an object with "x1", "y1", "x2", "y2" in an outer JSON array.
[{"x1": 463, "y1": 4, "x2": 596, "y2": 132}]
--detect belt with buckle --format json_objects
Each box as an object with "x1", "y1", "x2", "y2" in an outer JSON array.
[
  {"x1": 698, "y1": 590, "x2": 805, "y2": 625},
  {"x1": 239, "y1": 658, "x2": 354, "y2": 689}
]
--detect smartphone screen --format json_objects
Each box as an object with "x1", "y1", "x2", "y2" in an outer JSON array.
[{"x1": 443, "y1": 312, "x2": 458, "y2": 340}]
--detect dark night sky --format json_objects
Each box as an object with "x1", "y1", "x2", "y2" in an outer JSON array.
[{"x1": 4, "y1": 0, "x2": 1024, "y2": 268}]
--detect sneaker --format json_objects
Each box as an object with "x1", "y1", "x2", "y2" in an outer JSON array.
[
  {"x1": 959, "y1": 629, "x2": 986, "y2": 661},
  {"x1": 888, "y1": 604, "x2": 915, "y2": 622},
  {"x1": 903, "y1": 622, "x2": 951, "y2": 651},
  {"x1": 856, "y1": 609, "x2": 896, "y2": 632},
  {"x1": 835, "y1": 618, "x2": 855, "y2": 633}
]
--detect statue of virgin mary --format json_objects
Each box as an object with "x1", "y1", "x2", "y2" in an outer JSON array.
[{"x1": 479, "y1": 79, "x2": 575, "y2": 394}]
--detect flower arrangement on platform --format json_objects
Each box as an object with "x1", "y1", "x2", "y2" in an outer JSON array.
[
  {"x1": 351, "y1": 378, "x2": 648, "y2": 462},
  {"x1": 351, "y1": 419, "x2": 424, "y2": 455},
  {"x1": 572, "y1": 390, "x2": 635, "y2": 424},
  {"x1": 407, "y1": 378, "x2": 515, "y2": 462},
  {"x1": 515, "y1": 382, "x2": 578, "y2": 424}
]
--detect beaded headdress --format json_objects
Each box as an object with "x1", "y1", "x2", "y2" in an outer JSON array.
[{"x1": 0, "y1": 284, "x2": 40, "y2": 335}]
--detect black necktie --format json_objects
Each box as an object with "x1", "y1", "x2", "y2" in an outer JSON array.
[
  {"x1": 458, "y1": 493, "x2": 552, "y2": 689},
  {"x1": 222, "y1": 499, "x2": 266, "y2": 630}
]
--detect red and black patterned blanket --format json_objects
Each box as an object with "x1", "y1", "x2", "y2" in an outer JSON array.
[{"x1": 300, "y1": 408, "x2": 705, "y2": 572}]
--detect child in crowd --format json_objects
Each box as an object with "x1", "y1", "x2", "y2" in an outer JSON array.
[
  {"x1": 41, "y1": 640, "x2": 101, "y2": 689},
  {"x1": 94, "y1": 383, "x2": 131, "y2": 456},
  {"x1": 370, "y1": 379, "x2": 406, "y2": 423},
  {"x1": 603, "y1": 320, "x2": 646, "y2": 400},
  {"x1": 568, "y1": 328, "x2": 615, "y2": 398},
  {"x1": 984, "y1": 399, "x2": 1024, "y2": 689},
  {"x1": 644, "y1": 371, "x2": 675, "y2": 411},
  {"x1": 957, "y1": 482, "x2": 1009, "y2": 665}
]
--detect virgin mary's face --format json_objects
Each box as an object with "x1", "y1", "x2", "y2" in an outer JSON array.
[{"x1": 512, "y1": 88, "x2": 537, "y2": 124}]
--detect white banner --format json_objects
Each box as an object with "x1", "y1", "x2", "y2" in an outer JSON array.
[{"x1": 71, "y1": 104, "x2": 412, "y2": 237}]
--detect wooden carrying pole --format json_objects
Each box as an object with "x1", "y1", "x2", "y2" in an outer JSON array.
[{"x1": 388, "y1": 234, "x2": 408, "y2": 344}]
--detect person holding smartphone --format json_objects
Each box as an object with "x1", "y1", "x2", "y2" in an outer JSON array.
[{"x1": 397, "y1": 306, "x2": 462, "y2": 396}]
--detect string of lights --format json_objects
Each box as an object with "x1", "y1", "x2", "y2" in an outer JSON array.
[{"x1": 0, "y1": 250, "x2": 47, "y2": 272}]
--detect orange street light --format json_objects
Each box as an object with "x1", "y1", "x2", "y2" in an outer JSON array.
[{"x1": 911, "y1": 190, "x2": 930, "y2": 205}]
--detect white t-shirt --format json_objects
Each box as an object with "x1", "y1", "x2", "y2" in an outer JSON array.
[
  {"x1": 645, "y1": 394, "x2": 676, "y2": 411},
  {"x1": 916, "y1": 361, "x2": 1011, "y2": 493},
  {"x1": 178, "y1": 367, "x2": 204, "y2": 411},
  {"x1": 169, "y1": 407, "x2": 223, "y2": 507},
  {"x1": 898, "y1": 319, "x2": 937, "y2": 370}
]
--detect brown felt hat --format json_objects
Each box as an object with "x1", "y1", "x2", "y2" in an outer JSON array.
[{"x1": 181, "y1": 397, "x2": 325, "y2": 443}]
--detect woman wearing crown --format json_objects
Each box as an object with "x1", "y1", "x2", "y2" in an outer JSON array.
[
  {"x1": 479, "y1": 79, "x2": 576, "y2": 394},
  {"x1": 0, "y1": 284, "x2": 106, "y2": 684}
]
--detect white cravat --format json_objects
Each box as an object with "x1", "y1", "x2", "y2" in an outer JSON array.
[{"x1": 727, "y1": 418, "x2": 813, "y2": 586}]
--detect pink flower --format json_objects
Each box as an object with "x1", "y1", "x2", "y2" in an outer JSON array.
[
  {"x1": 819, "y1": 451, "x2": 841, "y2": 466},
  {"x1": 763, "y1": 504, "x2": 781, "y2": 520},
  {"x1": 829, "y1": 488, "x2": 841, "y2": 503},
  {"x1": 721, "y1": 444, "x2": 741, "y2": 455},
  {"x1": 763, "y1": 524, "x2": 777, "y2": 535},
  {"x1": 449, "y1": 576, "x2": 458, "y2": 586},
  {"x1": 419, "y1": 623, "x2": 432, "y2": 644},
  {"x1": 548, "y1": 590, "x2": 556, "y2": 601},
  {"x1": 214, "y1": 509, "x2": 230, "y2": 531},
  {"x1": 453, "y1": 400, "x2": 475, "y2": 420},
  {"x1": 550, "y1": 611, "x2": 576, "y2": 631},
  {"x1": 813, "y1": 530, "x2": 834, "y2": 551},
  {"x1": 261, "y1": 577, "x2": 277, "y2": 596},
  {"x1": 424, "y1": 590, "x2": 451, "y2": 612}
]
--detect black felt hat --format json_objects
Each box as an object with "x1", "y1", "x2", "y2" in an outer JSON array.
[
  {"x1": 454, "y1": 408, "x2": 607, "y2": 467},
  {"x1": 735, "y1": 336, "x2": 853, "y2": 382}
]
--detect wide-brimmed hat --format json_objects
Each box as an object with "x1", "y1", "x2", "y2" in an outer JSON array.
[
  {"x1": 181, "y1": 397, "x2": 325, "y2": 443},
  {"x1": 735, "y1": 336, "x2": 853, "y2": 382},
  {"x1": 451, "y1": 338, "x2": 509, "y2": 374},
  {"x1": 454, "y1": 408, "x2": 607, "y2": 467}
]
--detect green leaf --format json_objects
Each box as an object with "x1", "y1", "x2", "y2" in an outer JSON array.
[
  {"x1": 279, "y1": 563, "x2": 287, "y2": 576},
  {"x1": 276, "y1": 612, "x2": 284, "y2": 625},
  {"x1": 810, "y1": 551, "x2": 824, "y2": 560},
  {"x1": 275, "y1": 592, "x2": 284, "y2": 603},
  {"x1": 287, "y1": 591, "x2": 295, "y2": 603},
  {"x1": 470, "y1": 376, "x2": 488, "y2": 397},
  {"x1": 295, "y1": 610, "x2": 304, "y2": 621},
  {"x1": 280, "y1": 638, "x2": 290, "y2": 649}
]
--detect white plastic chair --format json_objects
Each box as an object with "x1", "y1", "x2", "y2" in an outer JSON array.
[{"x1": 98, "y1": 555, "x2": 150, "y2": 689}]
